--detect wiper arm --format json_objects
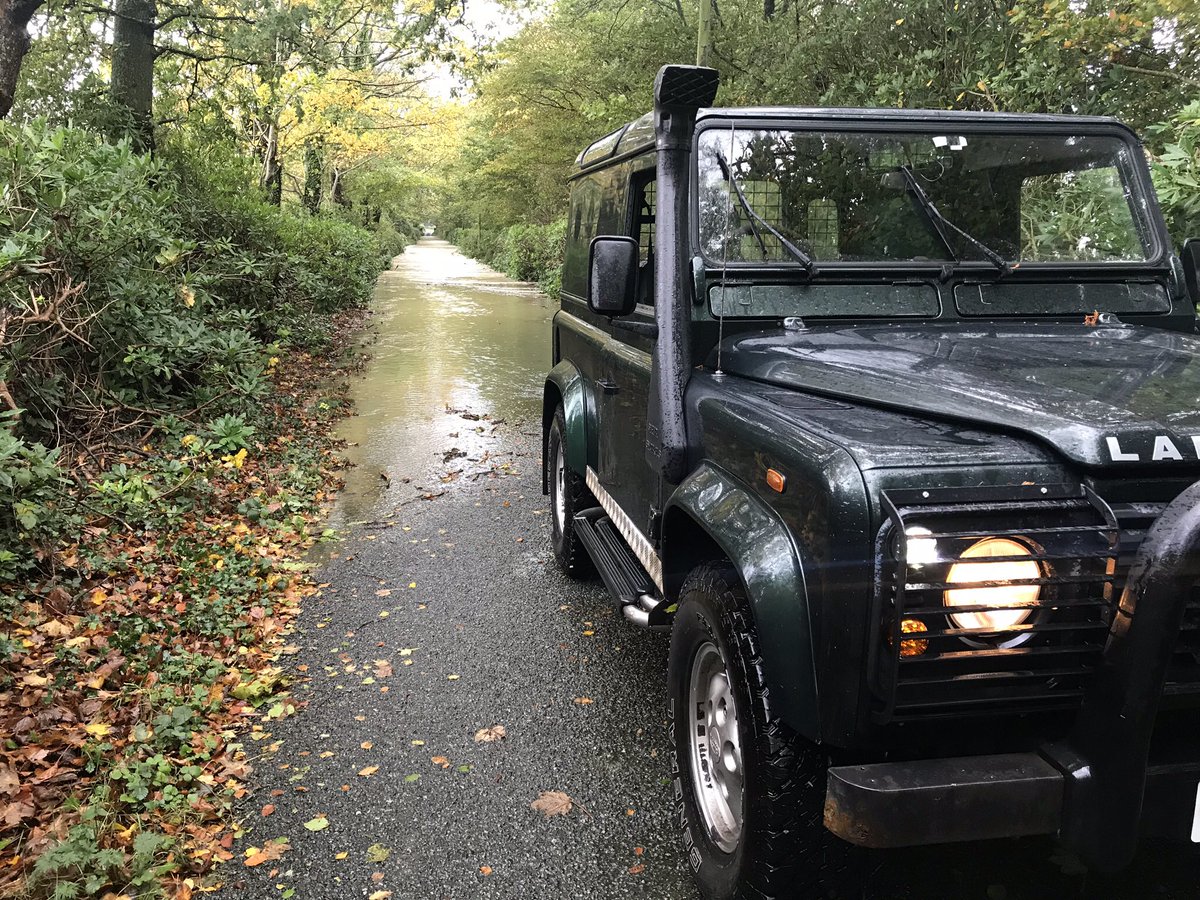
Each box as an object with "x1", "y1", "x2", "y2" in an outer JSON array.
[
  {"x1": 715, "y1": 151, "x2": 814, "y2": 271},
  {"x1": 897, "y1": 165, "x2": 1010, "y2": 274}
]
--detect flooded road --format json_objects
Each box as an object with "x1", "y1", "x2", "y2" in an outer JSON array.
[
  {"x1": 332, "y1": 239, "x2": 555, "y2": 525},
  {"x1": 237, "y1": 241, "x2": 1199, "y2": 900}
]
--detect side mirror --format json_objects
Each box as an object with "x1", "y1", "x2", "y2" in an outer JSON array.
[
  {"x1": 1183, "y1": 238, "x2": 1200, "y2": 304},
  {"x1": 588, "y1": 236, "x2": 639, "y2": 317}
]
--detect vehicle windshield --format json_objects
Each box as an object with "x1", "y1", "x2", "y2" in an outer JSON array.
[{"x1": 696, "y1": 126, "x2": 1155, "y2": 267}]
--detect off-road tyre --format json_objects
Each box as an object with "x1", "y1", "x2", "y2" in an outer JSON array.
[
  {"x1": 547, "y1": 404, "x2": 595, "y2": 579},
  {"x1": 669, "y1": 563, "x2": 862, "y2": 900}
]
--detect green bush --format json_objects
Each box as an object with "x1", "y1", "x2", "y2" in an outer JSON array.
[
  {"x1": 0, "y1": 412, "x2": 73, "y2": 584},
  {"x1": 0, "y1": 121, "x2": 392, "y2": 444},
  {"x1": 1151, "y1": 101, "x2": 1200, "y2": 244},
  {"x1": 450, "y1": 219, "x2": 566, "y2": 298}
]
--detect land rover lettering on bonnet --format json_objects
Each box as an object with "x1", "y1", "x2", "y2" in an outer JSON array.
[{"x1": 543, "y1": 64, "x2": 1200, "y2": 900}]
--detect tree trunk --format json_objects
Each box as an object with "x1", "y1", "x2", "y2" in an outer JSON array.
[
  {"x1": 0, "y1": 0, "x2": 42, "y2": 119},
  {"x1": 260, "y1": 121, "x2": 282, "y2": 205},
  {"x1": 763, "y1": 0, "x2": 774, "y2": 19},
  {"x1": 302, "y1": 141, "x2": 323, "y2": 214},
  {"x1": 110, "y1": 0, "x2": 156, "y2": 150},
  {"x1": 695, "y1": 0, "x2": 712, "y2": 66}
]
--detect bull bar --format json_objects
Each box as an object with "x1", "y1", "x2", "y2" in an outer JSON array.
[{"x1": 825, "y1": 480, "x2": 1200, "y2": 871}]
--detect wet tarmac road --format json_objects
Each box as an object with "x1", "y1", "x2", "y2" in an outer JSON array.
[{"x1": 230, "y1": 240, "x2": 1200, "y2": 900}]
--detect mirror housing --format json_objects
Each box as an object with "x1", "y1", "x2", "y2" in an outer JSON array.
[
  {"x1": 588, "y1": 236, "x2": 639, "y2": 318},
  {"x1": 1183, "y1": 238, "x2": 1200, "y2": 305}
]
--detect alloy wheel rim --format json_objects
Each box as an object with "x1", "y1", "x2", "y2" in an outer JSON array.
[
  {"x1": 687, "y1": 640, "x2": 744, "y2": 853},
  {"x1": 553, "y1": 435, "x2": 566, "y2": 533}
]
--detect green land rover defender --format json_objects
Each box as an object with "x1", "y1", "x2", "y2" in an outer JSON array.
[{"x1": 541, "y1": 65, "x2": 1200, "y2": 899}]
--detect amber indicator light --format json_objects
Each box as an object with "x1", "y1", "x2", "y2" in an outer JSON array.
[
  {"x1": 765, "y1": 468, "x2": 786, "y2": 493},
  {"x1": 898, "y1": 619, "x2": 929, "y2": 657}
]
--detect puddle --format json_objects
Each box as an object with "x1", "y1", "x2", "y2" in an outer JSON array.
[{"x1": 329, "y1": 239, "x2": 555, "y2": 526}]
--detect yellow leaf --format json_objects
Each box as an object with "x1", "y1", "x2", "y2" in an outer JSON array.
[
  {"x1": 303, "y1": 816, "x2": 330, "y2": 831},
  {"x1": 84, "y1": 722, "x2": 113, "y2": 738},
  {"x1": 335, "y1": 851, "x2": 348, "y2": 860},
  {"x1": 90, "y1": 589, "x2": 107, "y2": 606}
]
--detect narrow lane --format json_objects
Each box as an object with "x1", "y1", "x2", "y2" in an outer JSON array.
[
  {"x1": 233, "y1": 241, "x2": 698, "y2": 899},
  {"x1": 231, "y1": 241, "x2": 1198, "y2": 900}
]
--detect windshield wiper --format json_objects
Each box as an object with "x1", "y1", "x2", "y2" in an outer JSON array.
[
  {"x1": 897, "y1": 165, "x2": 1010, "y2": 274},
  {"x1": 715, "y1": 150, "x2": 814, "y2": 272}
]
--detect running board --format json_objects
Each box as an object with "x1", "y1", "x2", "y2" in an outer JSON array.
[{"x1": 573, "y1": 508, "x2": 670, "y2": 631}]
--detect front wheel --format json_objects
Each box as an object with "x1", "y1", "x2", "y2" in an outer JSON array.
[
  {"x1": 546, "y1": 404, "x2": 594, "y2": 579},
  {"x1": 668, "y1": 563, "x2": 861, "y2": 900}
]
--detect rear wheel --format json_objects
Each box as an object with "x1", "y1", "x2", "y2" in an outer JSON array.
[
  {"x1": 668, "y1": 563, "x2": 861, "y2": 900},
  {"x1": 547, "y1": 404, "x2": 594, "y2": 578}
]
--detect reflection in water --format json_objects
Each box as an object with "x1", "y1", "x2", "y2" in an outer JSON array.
[{"x1": 332, "y1": 240, "x2": 554, "y2": 525}]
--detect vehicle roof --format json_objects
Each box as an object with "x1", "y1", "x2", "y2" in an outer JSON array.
[{"x1": 574, "y1": 107, "x2": 1131, "y2": 172}]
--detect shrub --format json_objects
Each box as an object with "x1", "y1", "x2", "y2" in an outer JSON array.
[
  {"x1": 1151, "y1": 101, "x2": 1200, "y2": 244},
  {"x1": 450, "y1": 219, "x2": 567, "y2": 298},
  {"x1": 0, "y1": 413, "x2": 73, "y2": 584},
  {"x1": 0, "y1": 121, "x2": 392, "y2": 445}
]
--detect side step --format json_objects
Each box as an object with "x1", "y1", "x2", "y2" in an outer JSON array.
[{"x1": 573, "y1": 508, "x2": 670, "y2": 631}]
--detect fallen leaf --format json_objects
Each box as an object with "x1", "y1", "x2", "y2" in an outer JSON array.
[
  {"x1": 0, "y1": 766, "x2": 19, "y2": 796},
  {"x1": 303, "y1": 816, "x2": 330, "y2": 831},
  {"x1": 431, "y1": 756, "x2": 450, "y2": 768},
  {"x1": 367, "y1": 843, "x2": 391, "y2": 863},
  {"x1": 360, "y1": 741, "x2": 374, "y2": 750},
  {"x1": 261, "y1": 804, "x2": 275, "y2": 817},
  {"x1": 480, "y1": 865, "x2": 493, "y2": 876},
  {"x1": 628, "y1": 863, "x2": 645, "y2": 875},
  {"x1": 357, "y1": 766, "x2": 379, "y2": 777},
  {"x1": 243, "y1": 839, "x2": 289, "y2": 867},
  {"x1": 335, "y1": 851, "x2": 349, "y2": 860},
  {"x1": 447, "y1": 674, "x2": 460, "y2": 681},
  {"x1": 375, "y1": 589, "x2": 392, "y2": 597},
  {"x1": 530, "y1": 790, "x2": 573, "y2": 818},
  {"x1": 474, "y1": 724, "x2": 506, "y2": 743},
  {"x1": 411, "y1": 739, "x2": 425, "y2": 746},
  {"x1": 368, "y1": 892, "x2": 392, "y2": 900},
  {"x1": 573, "y1": 697, "x2": 593, "y2": 705},
  {"x1": 404, "y1": 773, "x2": 420, "y2": 783},
  {"x1": 634, "y1": 847, "x2": 644, "y2": 856},
  {"x1": 371, "y1": 872, "x2": 385, "y2": 883}
]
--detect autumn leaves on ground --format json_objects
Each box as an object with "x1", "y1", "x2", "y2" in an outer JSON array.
[
  {"x1": 0, "y1": 335, "x2": 364, "y2": 897},
  {"x1": 0, "y1": 114, "x2": 402, "y2": 896}
]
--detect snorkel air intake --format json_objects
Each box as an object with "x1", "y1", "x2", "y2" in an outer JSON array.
[{"x1": 647, "y1": 64, "x2": 719, "y2": 484}]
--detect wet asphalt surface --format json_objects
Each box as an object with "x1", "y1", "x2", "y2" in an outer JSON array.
[
  {"x1": 229, "y1": 421, "x2": 694, "y2": 899},
  {"x1": 227, "y1": 243, "x2": 1200, "y2": 900}
]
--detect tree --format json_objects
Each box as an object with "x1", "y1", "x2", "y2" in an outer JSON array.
[
  {"x1": 0, "y1": 0, "x2": 41, "y2": 118},
  {"x1": 110, "y1": 0, "x2": 156, "y2": 148}
]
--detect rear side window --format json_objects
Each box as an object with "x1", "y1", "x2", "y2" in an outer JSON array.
[{"x1": 562, "y1": 176, "x2": 603, "y2": 299}]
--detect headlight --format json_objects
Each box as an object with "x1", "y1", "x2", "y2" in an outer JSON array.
[{"x1": 944, "y1": 537, "x2": 1041, "y2": 632}]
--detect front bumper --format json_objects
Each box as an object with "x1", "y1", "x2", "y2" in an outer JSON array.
[
  {"x1": 827, "y1": 479, "x2": 1200, "y2": 871},
  {"x1": 825, "y1": 751, "x2": 1200, "y2": 849}
]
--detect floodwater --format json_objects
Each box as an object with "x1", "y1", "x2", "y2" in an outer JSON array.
[{"x1": 331, "y1": 239, "x2": 555, "y2": 525}]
